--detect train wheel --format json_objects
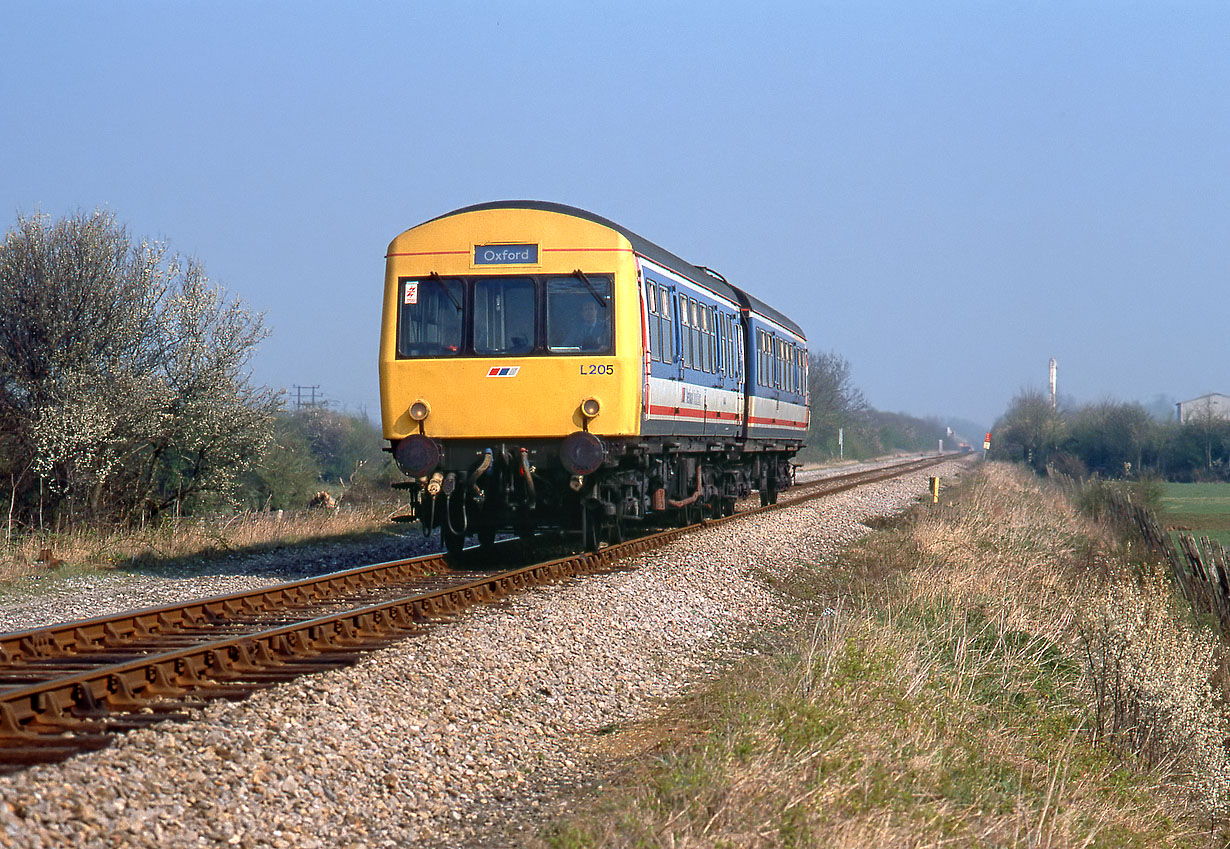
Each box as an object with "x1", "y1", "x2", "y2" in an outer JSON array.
[
  {"x1": 443, "y1": 530, "x2": 466, "y2": 557},
  {"x1": 581, "y1": 503, "x2": 602, "y2": 553},
  {"x1": 608, "y1": 502, "x2": 625, "y2": 545}
]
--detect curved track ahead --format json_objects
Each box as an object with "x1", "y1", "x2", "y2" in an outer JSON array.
[{"x1": 0, "y1": 453, "x2": 958, "y2": 772}]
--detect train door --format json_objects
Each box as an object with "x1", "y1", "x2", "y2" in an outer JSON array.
[
  {"x1": 639, "y1": 270, "x2": 651, "y2": 418},
  {"x1": 669, "y1": 287, "x2": 684, "y2": 382},
  {"x1": 737, "y1": 307, "x2": 753, "y2": 442}
]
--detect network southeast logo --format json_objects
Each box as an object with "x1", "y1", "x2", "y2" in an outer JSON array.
[
  {"x1": 474, "y1": 243, "x2": 538, "y2": 265},
  {"x1": 486, "y1": 366, "x2": 520, "y2": 377}
]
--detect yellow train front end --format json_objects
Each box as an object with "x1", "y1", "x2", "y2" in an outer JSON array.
[{"x1": 378, "y1": 203, "x2": 644, "y2": 552}]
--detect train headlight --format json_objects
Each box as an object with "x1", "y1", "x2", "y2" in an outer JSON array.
[
  {"x1": 560, "y1": 431, "x2": 604, "y2": 475},
  {"x1": 393, "y1": 435, "x2": 442, "y2": 477},
  {"x1": 580, "y1": 397, "x2": 601, "y2": 419},
  {"x1": 408, "y1": 400, "x2": 431, "y2": 421}
]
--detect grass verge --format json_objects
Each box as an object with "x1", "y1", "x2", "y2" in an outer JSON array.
[
  {"x1": 538, "y1": 463, "x2": 1230, "y2": 848},
  {"x1": 0, "y1": 504, "x2": 405, "y2": 587}
]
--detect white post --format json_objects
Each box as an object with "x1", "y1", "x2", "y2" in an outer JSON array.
[
  {"x1": 1049, "y1": 358, "x2": 1057, "y2": 410},
  {"x1": 6, "y1": 474, "x2": 14, "y2": 548}
]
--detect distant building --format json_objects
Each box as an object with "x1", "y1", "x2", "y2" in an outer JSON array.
[{"x1": 1177, "y1": 393, "x2": 1230, "y2": 424}]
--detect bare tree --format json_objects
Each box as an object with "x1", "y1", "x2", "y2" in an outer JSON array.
[
  {"x1": 992, "y1": 389, "x2": 1067, "y2": 472},
  {"x1": 0, "y1": 210, "x2": 277, "y2": 527},
  {"x1": 807, "y1": 351, "x2": 868, "y2": 451}
]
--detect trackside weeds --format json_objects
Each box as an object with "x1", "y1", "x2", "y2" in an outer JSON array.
[
  {"x1": 540, "y1": 462, "x2": 1230, "y2": 848},
  {"x1": 1, "y1": 505, "x2": 401, "y2": 585}
]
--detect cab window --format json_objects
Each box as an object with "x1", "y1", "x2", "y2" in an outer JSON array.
[
  {"x1": 474, "y1": 277, "x2": 535, "y2": 355},
  {"x1": 546, "y1": 275, "x2": 612, "y2": 354},
  {"x1": 397, "y1": 277, "x2": 463, "y2": 357}
]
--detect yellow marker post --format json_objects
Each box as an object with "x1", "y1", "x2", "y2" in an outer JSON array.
[{"x1": 929, "y1": 476, "x2": 940, "y2": 504}]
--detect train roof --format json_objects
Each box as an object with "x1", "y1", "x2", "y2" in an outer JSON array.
[{"x1": 424, "y1": 200, "x2": 806, "y2": 340}]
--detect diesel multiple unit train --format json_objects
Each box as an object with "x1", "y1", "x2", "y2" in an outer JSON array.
[{"x1": 379, "y1": 201, "x2": 809, "y2": 553}]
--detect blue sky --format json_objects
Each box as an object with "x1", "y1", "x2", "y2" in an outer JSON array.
[{"x1": 3, "y1": 2, "x2": 1227, "y2": 432}]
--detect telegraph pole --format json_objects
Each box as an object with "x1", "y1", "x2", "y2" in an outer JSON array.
[{"x1": 293, "y1": 385, "x2": 321, "y2": 410}]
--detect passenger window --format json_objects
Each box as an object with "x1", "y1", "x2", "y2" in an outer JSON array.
[
  {"x1": 761, "y1": 331, "x2": 769, "y2": 385},
  {"x1": 695, "y1": 307, "x2": 702, "y2": 372},
  {"x1": 679, "y1": 298, "x2": 689, "y2": 367},
  {"x1": 703, "y1": 303, "x2": 713, "y2": 369},
  {"x1": 723, "y1": 314, "x2": 731, "y2": 376},
  {"x1": 546, "y1": 275, "x2": 612, "y2": 354},
  {"x1": 703, "y1": 308, "x2": 712, "y2": 373},
  {"x1": 682, "y1": 301, "x2": 690, "y2": 369},
  {"x1": 755, "y1": 331, "x2": 762, "y2": 383},
  {"x1": 693, "y1": 302, "x2": 703, "y2": 371},
  {"x1": 660, "y1": 287, "x2": 673, "y2": 363},
  {"x1": 397, "y1": 277, "x2": 464, "y2": 358},
  {"x1": 723, "y1": 313, "x2": 733, "y2": 376},
  {"x1": 474, "y1": 277, "x2": 535, "y2": 356}
]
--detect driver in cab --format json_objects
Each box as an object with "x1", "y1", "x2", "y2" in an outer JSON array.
[{"x1": 569, "y1": 298, "x2": 611, "y2": 352}]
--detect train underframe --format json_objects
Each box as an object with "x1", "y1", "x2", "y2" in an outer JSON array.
[{"x1": 393, "y1": 436, "x2": 799, "y2": 555}]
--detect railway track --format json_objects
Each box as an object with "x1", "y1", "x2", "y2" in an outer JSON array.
[{"x1": 0, "y1": 453, "x2": 957, "y2": 772}]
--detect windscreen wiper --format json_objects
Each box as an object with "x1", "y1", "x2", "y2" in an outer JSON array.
[
  {"x1": 428, "y1": 271, "x2": 462, "y2": 312},
  {"x1": 572, "y1": 269, "x2": 607, "y2": 308}
]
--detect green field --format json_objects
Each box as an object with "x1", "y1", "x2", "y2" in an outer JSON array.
[{"x1": 1159, "y1": 482, "x2": 1230, "y2": 546}]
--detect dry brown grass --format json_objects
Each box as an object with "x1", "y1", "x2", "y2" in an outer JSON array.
[
  {"x1": 539, "y1": 463, "x2": 1228, "y2": 848},
  {"x1": 0, "y1": 504, "x2": 400, "y2": 583}
]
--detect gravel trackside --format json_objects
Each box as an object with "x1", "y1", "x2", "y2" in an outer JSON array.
[{"x1": 0, "y1": 460, "x2": 967, "y2": 849}]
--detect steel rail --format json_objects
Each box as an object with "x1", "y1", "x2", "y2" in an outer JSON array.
[
  {"x1": 0, "y1": 454, "x2": 947, "y2": 668},
  {"x1": 0, "y1": 553, "x2": 449, "y2": 667},
  {"x1": 0, "y1": 452, "x2": 958, "y2": 770}
]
